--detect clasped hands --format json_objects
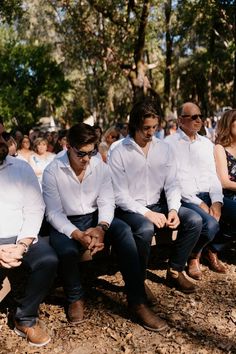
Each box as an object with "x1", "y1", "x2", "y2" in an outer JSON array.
[
  {"x1": 71, "y1": 227, "x2": 105, "y2": 256},
  {"x1": 0, "y1": 244, "x2": 26, "y2": 269},
  {"x1": 145, "y1": 209, "x2": 180, "y2": 229}
]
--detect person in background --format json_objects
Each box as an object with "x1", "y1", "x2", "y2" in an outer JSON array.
[
  {"x1": 93, "y1": 124, "x2": 103, "y2": 144},
  {"x1": 0, "y1": 117, "x2": 58, "y2": 347},
  {"x1": 165, "y1": 102, "x2": 226, "y2": 281},
  {"x1": 98, "y1": 126, "x2": 120, "y2": 162},
  {"x1": 53, "y1": 130, "x2": 68, "y2": 154},
  {"x1": 2, "y1": 132, "x2": 18, "y2": 157},
  {"x1": 17, "y1": 135, "x2": 34, "y2": 163},
  {"x1": 214, "y1": 109, "x2": 236, "y2": 250},
  {"x1": 29, "y1": 137, "x2": 55, "y2": 187}
]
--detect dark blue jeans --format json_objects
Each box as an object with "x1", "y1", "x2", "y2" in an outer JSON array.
[
  {"x1": 50, "y1": 212, "x2": 147, "y2": 305},
  {"x1": 116, "y1": 201, "x2": 202, "y2": 273},
  {"x1": 211, "y1": 196, "x2": 236, "y2": 252},
  {"x1": 182, "y1": 193, "x2": 220, "y2": 254},
  {"x1": 0, "y1": 237, "x2": 58, "y2": 327}
]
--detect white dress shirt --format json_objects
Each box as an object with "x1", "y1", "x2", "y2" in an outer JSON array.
[
  {"x1": 108, "y1": 135, "x2": 181, "y2": 215},
  {"x1": 165, "y1": 128, "x2": 223, "y2": 205},
  {"x1": 0, "y1": 156, "x2": 45, "y2": 241},
  {"x1": 42, "y1": 151, "x2": 115, "y2": 238}
]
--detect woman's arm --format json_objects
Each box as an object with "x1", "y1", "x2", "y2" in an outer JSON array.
[{"x1": 214, "y1": 144, "x2": 236, "y2": 191}]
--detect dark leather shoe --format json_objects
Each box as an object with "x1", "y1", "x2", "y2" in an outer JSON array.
[
  {"x1": 144, "y1": 282, "x2": 158, "y2": 306},
  {"x1": 68, "y1": 299, "x2": 85, "y2": 323},
  {"x1": 187, "y1": 258, "x2": 202, "y2": 280},
  {"x1": 129, "y1": 303, "x2": 168, "y2": 332},
  {"x1": 166, "y1": 269, "x2": 197, "y2": 293},
  {"x1": 203, "y1": 249, "x2": 227, "y2": 273}
]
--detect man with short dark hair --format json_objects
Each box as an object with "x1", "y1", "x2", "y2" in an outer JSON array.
[
  {"x1": 0, "y1": 119, "x2": 58, "y2": 347},
  {"x1": 109, "y1": 99, "x2": 202, "y2": 294},
  {"x1": 165, "y1": 102, "x2": 226, "y2": 279},
  {"x1": 43, "y1": 122, "x2": 168, "y2": 332}
]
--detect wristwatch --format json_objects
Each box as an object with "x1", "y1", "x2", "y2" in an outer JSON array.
[
  {"x1": 97, "y1": 223, "x2": 109, "y2": 232},
  {"x1": 17, "y1": 241, "x2": 29, "y2": 254}
]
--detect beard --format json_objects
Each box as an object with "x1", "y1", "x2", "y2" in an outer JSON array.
[{"x1": 0, "y1": 142, "x2": 9, "y2": 165}]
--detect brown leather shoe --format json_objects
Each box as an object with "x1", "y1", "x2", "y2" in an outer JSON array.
[
  {"x1": 203, "y1": 249, "x2": 227, "y2": 273},
  {"x1": 14, "y1": 320, "x2": 51, "y2": 347},
  {"x1": 68, "y1": 299, "x2": 85, "y2": 323},
  {"x1": 144, "y1": 282, "x2": 158, "y2": 306},
  {"x1": 129, "y1": 303, "x2": 168, "y2": 332},
  {"x1": 166, "y1": 268, "x2": 197, "y2": 293},
  {"x1": 187, "y1": 258, "x2": 202, "y2": 280}
]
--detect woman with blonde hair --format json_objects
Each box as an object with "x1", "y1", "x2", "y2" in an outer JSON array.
[
  {"x1": 29, "y1": 137, "x2": 55, "y2": 186},
  {"x1": 214, "y1": 109, "x2": 236, "y2": 261}
]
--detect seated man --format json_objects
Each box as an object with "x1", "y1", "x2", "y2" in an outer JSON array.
[
  {"x1": 42, "y1": 123, "x2": 167, "y2": 332},
  {"x1": 108, "y1": 99, "x2": 202, "y2": 294},
  {"x1": 0, "y1": 118, "x2": 58, "y2": 347},
  {"x1": 165, "y1": 102, "x2": 226, "y2": 280}
]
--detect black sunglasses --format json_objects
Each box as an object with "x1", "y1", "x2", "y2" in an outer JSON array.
[
  {"x1": 73, "y1": 147, "x2": 97, "y2": 158},
  {"x1": 181, "y1": 114, "x2": 205, "y2": 121}
]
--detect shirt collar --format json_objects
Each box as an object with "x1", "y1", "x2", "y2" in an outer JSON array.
[
  {"x1": 177, "y1": 128, "x2": 201, "y2": 142},
  {"x1": 123, "y1": 134, "x2": 160, "y2": 147},
  {"x1": 57, "y1": 149, "x2": 101, "y2": 174}
]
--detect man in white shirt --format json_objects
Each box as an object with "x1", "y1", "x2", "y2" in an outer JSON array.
[
  {"x1": 0, "y1": 118, "x2": 58, "y2": 347},
  {"x1": 165, "y1": 102, "x2": 226, "y2": 280},
  {"x1": 43, "y1": 123, "x2": 167, "y2": 332},
  {"x1": 109, "y1": 100, "x2": 202, "y2": 294}
]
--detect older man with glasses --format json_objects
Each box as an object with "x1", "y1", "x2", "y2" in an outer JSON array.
[{"x1": 165, "y1": 102, "x2": 227, "y2": 280}]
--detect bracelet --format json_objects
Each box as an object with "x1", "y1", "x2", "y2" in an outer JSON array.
[{"x1": 17, "y1": 241, "x2": 29, "y2": 254}]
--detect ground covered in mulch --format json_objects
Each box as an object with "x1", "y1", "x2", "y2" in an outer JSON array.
[{"x1": 0, "y1": 243, "x2": 235, "y2": 354}]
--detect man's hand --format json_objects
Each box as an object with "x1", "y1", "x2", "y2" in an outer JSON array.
[
  {"x1": 166, "y1": 210, "x2": 180, "y2": 229},
  {"x1": 199, "y1": 201, "x2": 210, "y2": 214},
  {"x1": 144, "y1": 210, "x2": 167, "y2": 228},
  {"x1": 209, "y1": 202, "x2": 222, "y2": 222},
  {"x1": 0, "y1": 244, "x2": 23, "y2": 268},
  {"x1": 84, "y1": 227, "x2": 105, "y2": 256},
  {"x1": 71, "y1": 229, "x2": 92, "y2": 249}
]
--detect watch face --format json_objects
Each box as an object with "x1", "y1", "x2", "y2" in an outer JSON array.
[{"x1": 98, "y1": 223, "x2": 109, "y2": 232}]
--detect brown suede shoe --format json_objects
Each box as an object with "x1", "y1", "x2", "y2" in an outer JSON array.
[
  {"x1": 144, "y1": 282, "x2": 158, "y2": 306},
  {"x1": 187, "y1": 258, "x2": 202, "y2": 280},
  {"x1": 203, "y1": 249, "x2": 227, "y2": 273},
  {"x1": 129, "y1": 303, "x2": 168, "y2": 332},
  {"x1": 166, "y1": 269, "x2": 197, "y2": 293},
  {"x1": 14, "y1": 320, "x2": 51, "y2": 347},
  {"x1": 68, "y1": 299, "x2": 85, "y2": 323}
]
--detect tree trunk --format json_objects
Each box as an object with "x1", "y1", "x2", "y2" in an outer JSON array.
[{"x1": 164, "y1": 0, "x2": 172, "y2": 112}]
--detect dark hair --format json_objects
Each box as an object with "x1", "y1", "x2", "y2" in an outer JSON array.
[
  {"x1": 17, "y1": 135, "x2": 32, "y2": 150},
  {"x1": 67, "y1": 123, "x2": 98, "y2": 148},
  {"x1": 215, "y1": 109, "x2": 236, "y2": 147},
  {"x1": 128, "y1": 99, "x2": 160, "y2": 138}
]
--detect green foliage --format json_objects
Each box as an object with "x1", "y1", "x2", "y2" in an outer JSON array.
[{"x1": 0, "y1": 37, "x2": 70, "y2": 128}]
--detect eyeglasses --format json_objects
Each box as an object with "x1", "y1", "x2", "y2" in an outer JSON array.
[
  {"x1": 181, "y1": 114, "x2": 205, "y2": 121},
  {"x1": 73, "y1": 147, "x2": 97, "y2": 158}
]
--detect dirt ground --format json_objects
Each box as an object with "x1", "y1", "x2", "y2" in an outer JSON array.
[{"x1": 0, "y1": 243, "x2": 235, "y2": 354}]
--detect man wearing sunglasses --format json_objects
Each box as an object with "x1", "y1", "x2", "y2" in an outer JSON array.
[
  {"x1": 42, "y1": 122, "x2": 168, "y2": 332},
  {"x1": 165, "y1": 102, "x2": 226, "y2": 280},
  {"x1": 0, "y1": 117, "x2": 58, "y2": 347}
]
